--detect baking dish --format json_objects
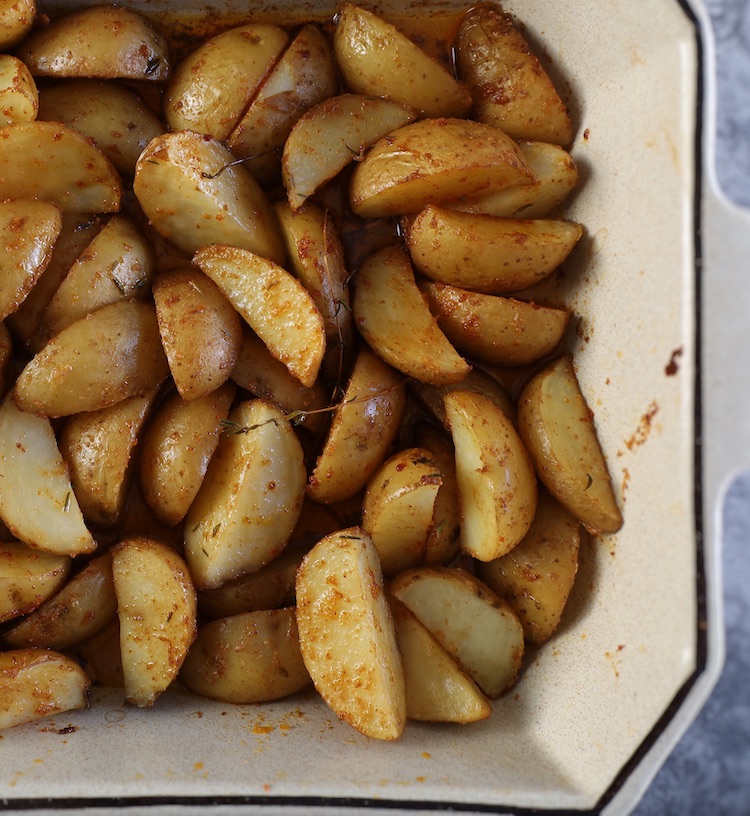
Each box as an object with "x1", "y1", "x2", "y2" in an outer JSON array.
[{"x1": 0, "y1": 0, "x2": 746, "y2": 812}]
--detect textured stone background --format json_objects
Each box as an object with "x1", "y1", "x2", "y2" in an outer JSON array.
[{"x1": 634, "y1": 0, "x2": 750, "y2": 813}]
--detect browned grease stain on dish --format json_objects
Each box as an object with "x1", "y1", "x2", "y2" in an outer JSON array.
[
  {"x1": 619, "y1": 401, "x2": 659, "y2": 455},
  {"x1": 665, "y1": 346, "x2": 683, "y2": 376},
  {"x1": 604, "y1": 644, "x2": 626, "y2": 679}
]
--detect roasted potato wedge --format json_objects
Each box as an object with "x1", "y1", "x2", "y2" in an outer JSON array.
[
  {"x1": 444, "y1": 390, "x2": 537, "y2": 561},
  {"x1": 0, "y1": 0, "x2": 35, "y2": 51},
  {"x1": 349, "y1": 117, "x2": 533, "y2": 218},
  {"x1": 282, "y1": 93, "x2": 417, "y2": 211},
  {"x1": 517, "y1": 354, "x2": 623, "y2": 534},
  {"x1": 112, "y1": 537, "x2": 197, "y2": 708},
  {"x1": 194, "y1": 244, "x2": 325, "y2": 388},
  {"x1": 391, "y1": 597, "x2": 491, "y2": 723},
  {"x1": 71, "y1": 617, "x2": 123, "y2": 688},
  {"x1": 17, "y1": 5, "x2": 170, "y2": 81},
  {"x1": 334, "y1": 3, "x2": 471, "y2": 118},
  {"x1": 133, "y1": 130, "x2": 284, "y2": 264},
  {"x1": 0, "y1": 394, "x2": 94, "y2": 556},
  {"x1": 3, "y1": 552, "x2": 117, "y2": 650},
  {"x1": 139, "y1": 383, "x2": 236, "y2": 527},
  {"x1": 164, "y1": 23, "x2": 288, "y2": 141},
  {"x1": 362, "y1": 447, "x2": 442, "y2": 575},
  {"x1": 0, "y1": 198, "x2": 61, "y2": 322},
  {"x1": 180, "y1": 608, "x2": 310, "y2": 704},
  {"x1": 0, "y1": 648, "x2": 90, "y2": 729},
  {"x1": 390, "y1": 567, "x2": 524, "y2": 698},
  {"x1": 14, "y1": 300, "x2": 169, "y2": 417},
  {"x1": 0, "y1": 541, "x2": 71, "y2": 624},
  {"x1": 404, "y1": 207, "x2": 582, "y2": 294},
  {"x1": 0, "y1": 121, "x2": 120, "y2": 213},
  {"x1": 153, "y1": 266, "x2": 242, "y2": 401},
  {"x1": 456, "y1": 5, "x2": 572, "y2": 145},
  {"x1": 478, "y1": 490, "x2": 580, "y2": 644},
  {"x1": 296, "y1": 527, "x2": 406, "y2": 740},
  {"x1": 184, "y1": 399, "x2": 306, "y2": 590},
  {"x1": 308, "y1": 347, "x2": 406, "y2": 504},
  {"x1": 421, "y1": 281, "x2": 570, "y2": 367},
  {"x1": 37, "y1": 80, "x2": 165, "y2": 176},
  {"x1": 0, "y1": 54, "x2": 38, "y2": 126},
  {"x1": 353, "y1": 244, "x2": 469, "y2": 385}
]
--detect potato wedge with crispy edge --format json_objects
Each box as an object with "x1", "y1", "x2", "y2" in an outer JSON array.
[
  {"x1": 0, "y1": 648, "x2": 90, "y2": 729},
  {"x1": 353, "y1": 244, "x2": 470, "y2": 385},
  {"x1": 58, "y1": 391, "x2": 157, "y2": 528},
  {"x1": 307, "y1": 346, "x2": 406, "y2": 504},
  {"x1": 139, "y1": 383, "x2": 236, "y2": 528},
  {"x1": 180, "y1": 608, "x2": 310, "y2": 704},
  {"x1": 456, "y1": 5, "x2": 572, "y2": 146},
  {"x1": 228, "y1": 24, "x2": 338, "y2": 184},
  {"x1": 0, "y1": 394, "x2": 94, "y2": 556},
  {"x1": 164, "y1": 23, "x2": 288, "y2": 141},
  {"x1": 404, "y1": 207, "x2": 582, "y2": 294},
  {"x1": 333, "y1": 3, "x2": 471, "y2": 118},
  {"x1": 71, "y1": 617, "x2": 123, "y2": 688},
  {"x1": 133, "y1": 130, "x2": 284, "y2": 264},
  {"x1": 296, "y1": 527, "x2": 406, "y2": 740},
  {"x1": 421, "y1": 281, "x2": 570, "y2": 367},
  {"x1": 0, "y1": 198, "x2": 61, "y2": 322},
  {"x1": 0, "y1": 0, "x2": 35, "y2": 51},
  {"x1": 35, "y1": 214, "x2": 155, "y2": 344},
  {"x1": 517, "y1": 354, "x2": 623, "y2": 534},
  {"x1": 449, "y1": 140, "x2": 579, "y2": 219},
  {"x1": 391, "y1": 597, "x2": 491, "y2": 723},
  {"x1": 0, "y1": 55, "x2": 38, "y2": 126},
  {"x1": 444, "y1": 390, "x2": 537, "y2": 561},
  {"x1": 14, "y1": 300, "x2": 169, "y2": 418},
  {"x1": 230, "y1": 329, "x2": 328, "y2": 434},
  {"x1": 0, "y1": 541, "x2": 71, "y2": 624},
  {"x1": 0, "y1": 121, "x2": 120, "y2": 214},
  {"x1": 153, "y1": 266, "x2": 242, "y2": 401},
  {"x1": 184, "y1": 399, "x2": 306, "y2": 590},
  {"x1": 0, "y1": 321, "x2": 10, "y2": 394},
  {"x1": 112, "y1": 536, "x2": 197, "y2": 708},
  {"x1": 349, "y1": 117, "x2": 533, "y2": 218},
  {"x1": 362, "y1": 447, "x2": 442, "y2": 575},
  {"x1": 3, "y1": 552, "x2": 117, "y2": 650},
  {"x1": 478, "y1": 490, "x2": 580, "y2": 644},
  {"x1": 194, "y1": 244, "x2": 325, "y2": 388},
  {"x1": 38, "y1": 79, "x2": 165, "y2": 176},
  {"x1": 282, "y1": 93, "x2": 417, "y2": 212},
  {"x1": 17, "y1": 5, "x2": 170, "y2": 81},
  {"x1": 390, "y1": 567, "x2": 524, "y2": 698}
]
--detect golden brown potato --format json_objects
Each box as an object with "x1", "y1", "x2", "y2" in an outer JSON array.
[
  {"x1": 478, "y1": 490, "x2": 580, "y2": 644},
  {"x1": 17, "y1": 5, "x2": 170, "y2": 81},
  {"x1": 333, "y1": 3, "x2": 471, "y2": 118},
  {"x1": 112, "y1": 536, "x2": 197, "y2": 707},
  {"x1": 0, "y1": 0, "x2": 35, "y2": 51},
  {"x1": 307, "y1": 347, "x2": 406, "y2": 504},
  {"x1": 0, "y1": 395, "x2": 95, "y2": 557},
  {"x1": 296, "y1": 527, "x2": 406, "y2": 740},
  {"x1": 184, "y1": 399, "x2": 306, "y2": 590},
  {"x1": 133, "y1": 130, "x2": 284, "y2": 264},
  {"x1": 421, "y1": 281, "x2": 570, "y2": 367},
  {"x1": 164, "y1": 23, "x2": 288, "y2": 141},
  {"x1": 0, "y1": 648, "x2": 90, "y2": 729},
  {"x1": 180, "y1": 608, "x2": 310, "y2": 704},
  {"x1": 444, "y1": 390, "x2": 537, "y2": 561},
  {"x1": 0, "y1": 55, "x2": 38, "y2": 127},
  {"x1": 353, "y1": 244, "x2": 470, "y2": 385},
  {"x1": 0, "y1": 541, "x2": 71, "y2": 624},
  {"x1": 194, "y1": 244, "x2": 325, "y2": 389},
  {"x1": 153, "y1": 266, "x2": 242, "y2": 401},
  {"x1": 349, "y1": 117, "x2": 533, "y2": 218},
  {"x1": 404, "y1": 207, "x2": 582, "y2": 293},
  {"x1": 139, "y1": 383, "x2": 236, "y2": 527},
  {"x1": 456, "y1": 5, "x2": 572, "y2": 145},
  {"x1": 14, "y1": 300, "x2": 169, "y2": 418},
  {"x1": 71, "y1": 617, "x2": 123, "y2": 688},
  {"x1": 517, "y1": 354, "x2": 623, "y2": 535},
  {"x1": 0, "y1": 198, "x2": 61, "y2": 322}
]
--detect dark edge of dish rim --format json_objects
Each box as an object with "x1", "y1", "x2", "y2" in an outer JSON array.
[{"x1": 1, "y1": 0, "x2": 708, "y2": 812}]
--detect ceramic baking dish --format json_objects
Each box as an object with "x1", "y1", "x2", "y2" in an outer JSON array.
[{"x1": 1, "y1": 0, "x2": 747, "y2": 813}]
